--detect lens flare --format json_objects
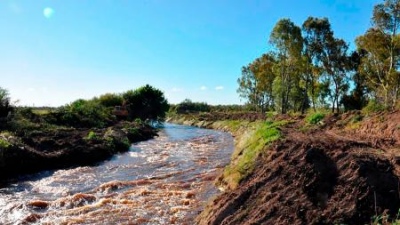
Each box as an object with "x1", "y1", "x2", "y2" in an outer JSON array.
[{"x1": 43, "y1": 7, "x2": 54, "y2": 19}]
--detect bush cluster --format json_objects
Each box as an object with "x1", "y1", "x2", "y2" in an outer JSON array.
[
  {"x1": 173, "y1": 99, "x2": 211, "y2": 114},
  {"x1": 306, "y1": 112, "x2": 325, "y2": 125}
]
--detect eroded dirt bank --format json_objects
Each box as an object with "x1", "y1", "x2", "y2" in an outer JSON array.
[
  {"x1": 0, "y1": 121, "x2": 157, "y2": 181},
  {"x1": 170, "y1": 111, "x2": 400, "y2": 224}
]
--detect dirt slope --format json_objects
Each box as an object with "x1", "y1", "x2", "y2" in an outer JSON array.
[{"x1": 198, "y1": 111, "x2": 400, "y2": 225}]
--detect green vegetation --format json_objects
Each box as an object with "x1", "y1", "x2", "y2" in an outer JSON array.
[
  {"x1": 0, "y1": 139, "x2": 11, "y2": 149},
  {"x1": 361, "y1": 99, "x2": 386, "y2": 115},
  {"x1": 172, "y1": 99, "x2": 211, "y2": 114},
  {"x1": 123, "y1": 84, "x2": 169, "y2": 122},
  {"x1": 103, "y1": 128, "x2": 130, "y2": 150},
  {"x1": 97, "y1": 93, "x2": 123, "y2": 108},
  {"x1": 85, "y1": 131, "x2": 98, "y2": 141},
  {"x1": 1, "y1": 84, "x2": 169, "y2": 133},
  {"x1": 222, "y1": 120, "x2": 288, "y2": 189},
  {"x1": 56, "y1": 99, "x2": 114, "y2": 128},
  {"x1": 306, "y1": 112, "x2": 325, "y2": 125},
  {"x1": 0, "y1": 87, "x2": 13, "y2": 119},
  {"x1": 237, "y1": 0, "x2": 400, "y2": 114}
]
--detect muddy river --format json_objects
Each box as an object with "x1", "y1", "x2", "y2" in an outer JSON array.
[{"x1": 0, "y1": 123, "x2": 234, "y2": 225}]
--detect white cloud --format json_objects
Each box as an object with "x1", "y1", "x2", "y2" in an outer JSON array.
[
  {"x1": 215, "y1": 86, "x2": 224, "y2": 91},
  {"x1": 200, "y1": 86, "x2": 207, "y2": 91},
  {"x1": 171, "y1": 87, "x2": 183, "y2": 92}
]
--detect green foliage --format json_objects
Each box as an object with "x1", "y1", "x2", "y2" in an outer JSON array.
[
  {"x1": 123, "y1": 84, "x2": 169, "y2": 122},
  {"x1": 134, "y1": 118, "x2": 143, "y2": 124},
  {"x1": 237, "y1": 53, "x2": 276, "y2": 112},
  {"x1": 98, "y1": 93, "x2": 123, "y2": 108},
  {"x1": 0, "y1": 87, "x2": 13, "y2": 119},
  {"x1": 210, "y1": 104, "x2": 249, "y2": 113},
  {"x1": 0, "y1": 138, "x2": 11, "y2": 149},
  {"x1": 265, "y1": 111, "x2": 277, "y2": 119},
  {"x1": 270, "y1": 19, "x2": 304, "y2": 114},
  {"x1": 6, "y1": 108, "x2": 41, "y2": 134},
  {"x1": 104, "y1": 128, "x2": 130, "y2": 150},
  {"x1": 175, "y1": 99, "x2": 210, "y2": 114},
  {"x1": 355, "y1": 0, "x2": 400, "y2": 109},
  {"x1": 55, "y1": 99, "x2": 114, "y2": 128},
  {"x1": 224, "y1": 120, "x2": 287, "y2": 188},
  {"x1": 85, "y1": 131, "x2": 98, "y2": 140},
  {"x1": 306, "y1": 112, "x2": 325, "y2": 124},
  {"x1": 238, "y1": 16, "x2": 354, "y2": 115},
  {"x1": 362, "y1": 99, "x2": 386, "y2": 115}
]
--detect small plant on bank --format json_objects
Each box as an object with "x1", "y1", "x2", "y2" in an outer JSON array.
[
  {"x1": 306, "y1": 112, "x2": 325, "y2": 125},
  {"x1": 85, "y1": 131, "x2": 98, "y2": 141},
  {"x1": 0, "y1": 138, "x2": 11, "y2": 149}
]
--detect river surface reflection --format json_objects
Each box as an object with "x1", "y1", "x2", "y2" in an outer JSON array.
[{"x1": 0, "y1": 123, "x2": 234, "y2": 225}]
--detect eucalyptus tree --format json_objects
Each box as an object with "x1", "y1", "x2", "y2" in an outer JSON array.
[
  {"x1": 302, "y1": 17, "x2": 332, "y2": 111},
  {"x1": 237, "y1": 65, "x2": 259, "y2": 110},
  {"x1": 302, "y1": 17, "x2": 349, "y2": 112},
  {"x1": 325, "y1": 38, "x2": 350, "y2": 112},
  {"x1": 356, "y1": 0, "x2": 400, "y2": 108},
  {"x1": 249, "y1": 53, "x2": 276, "y2": 112},
  {"x1": 341, "y1": 50, "x2": 370, "y2": 110},
  {"x1": 270, "y1": 18, "x2": 304, "y2": 114},
  {"x1": 237, "y1": 53, "x2": 276, "y2": 112}
]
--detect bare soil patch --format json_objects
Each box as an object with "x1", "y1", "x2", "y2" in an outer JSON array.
[{"x1": 198, "y1": 111, "x2": 400, "y2": 225}]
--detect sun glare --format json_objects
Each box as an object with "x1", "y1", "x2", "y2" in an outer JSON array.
[{"x1": 43, "y1": 7, "x2": 55, "y2": 19}]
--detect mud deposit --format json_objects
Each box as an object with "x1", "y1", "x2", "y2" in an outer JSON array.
[
  {"x1": 0, "y1": 123, "x2": 234, "y2": 225},
  {"x1": 198, "y1": 113, "x2": 400, "y2": 225}
]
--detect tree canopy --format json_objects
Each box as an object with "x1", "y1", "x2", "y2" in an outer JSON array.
[
  {"x1": 238, "y1": 0, "x2": 400, "y2": 113},
  {"x1": 123, "y1": 84, "x2": 169, "y2": 122}
]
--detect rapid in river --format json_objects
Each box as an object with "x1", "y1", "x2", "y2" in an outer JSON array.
[{"x1": 0, "y1": 123, "x2": 234, "y2": 225}]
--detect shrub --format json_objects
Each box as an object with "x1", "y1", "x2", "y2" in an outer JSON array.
[
  {"x1": 306, "y1": 112, "x2": 325, "y2": 124},
  {"x1": 362, "y1": 99, "x2": 386, "y2": 115},
  {"x1": 0, "y1": 138, "x2": 11, "y2": 149},
  {"x1": 123, "y1": 85, "x2": 169, "y2": 122},
  {"x1": 104, "y1": 128, "x2": 130, "y2": 151},
  {"x1": 0, "y1": 87, "x2": 13, "y2": 119},
  {"x1": 85, "y1": 131, "x2": 98, "y2": 140},
  {"x1": 98, "y1": 93, "x2": 123, "y2": 108},
  {"x1": 54, "y1": 99, "x2": 115, "y2": 128},
  {"x1": 175, "y1": 99, "x2": 211, "y2": 114}
]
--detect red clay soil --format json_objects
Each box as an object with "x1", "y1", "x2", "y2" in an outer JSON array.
[{"x1": 198, "y1": 112, "x2": 400, "y2": 225}]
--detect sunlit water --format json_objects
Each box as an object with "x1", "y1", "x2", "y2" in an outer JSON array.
[{"x1": 0, "y1": 123, "x2": 234, "y2": 225}]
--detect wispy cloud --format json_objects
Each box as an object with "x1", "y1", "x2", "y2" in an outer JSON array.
[
  {"x1": 171, "y1": 87, "x2": 183, "y2": 93},
  {"x1": 200, "y1": 86, "x2": 207, "y2": 91},
  {"x1": 215, "y1": 86, "x2": 224, "y2": 91}
]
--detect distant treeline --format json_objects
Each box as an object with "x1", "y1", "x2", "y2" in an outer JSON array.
[
  {"x1": 238, "y1": 0, "x2": 400, "y2": 114},
  {"x1": 169, "y1": 99, "x2": 253, "y2": 114},
  {"x1": 0, "y1": 84, "x2": 169, "y2": 131}
]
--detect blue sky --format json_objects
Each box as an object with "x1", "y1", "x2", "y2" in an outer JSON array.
[{"x1": 1, "y1": 0, "x2": 380, "y2": 106}]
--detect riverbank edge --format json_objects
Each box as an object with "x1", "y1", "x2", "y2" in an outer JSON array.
[
  {"x1": 169, "y1": 111, "x2": 400, "y2": 224},
  {"x1": 166, "y1": 115, "x2": 278, "y2": 191},
  {"x1": 0, "y1": 121, "x2": 157, "y2": 182}
]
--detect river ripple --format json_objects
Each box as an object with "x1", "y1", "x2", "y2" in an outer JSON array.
[{"x1": 0, "y1": 123, "x2": 234, "y2": 225}]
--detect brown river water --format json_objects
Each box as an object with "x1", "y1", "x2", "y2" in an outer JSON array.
[{"x1": 0, "y1": 123, "x2": 234, "y2": 225}]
